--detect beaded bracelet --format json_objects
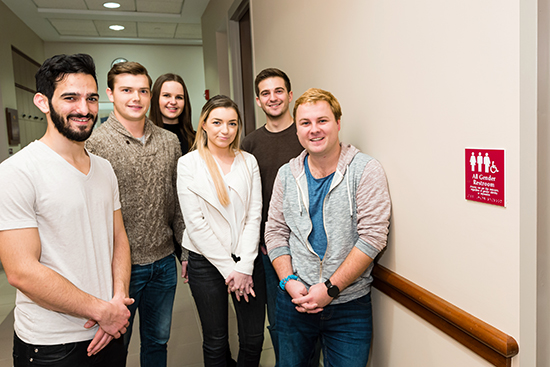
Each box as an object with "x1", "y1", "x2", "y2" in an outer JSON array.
[{"x1": 279, "y1": 274, "x2": 298, "y2": 291}]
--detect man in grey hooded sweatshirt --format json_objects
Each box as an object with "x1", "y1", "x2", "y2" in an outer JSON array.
[{"x1": 265, "y1": 88, "x2": 391, "y2": 367}]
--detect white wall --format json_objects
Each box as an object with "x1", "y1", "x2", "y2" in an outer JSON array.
[
  {"x1": 0, "y1": 1, "x2": 44, "y2": 161},
  {"x1": 44, "y1": 42, "x2": 205, "y2": 128},
  {"x1": 201, "y1": 0, "x2": 234, "y2": 98},
  {"x1": 250, "y1": 0, "x2": 536, "y2": 366}
]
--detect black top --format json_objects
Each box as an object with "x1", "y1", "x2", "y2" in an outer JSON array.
[
  {"x1": 241, "y1": 123, "x2": 304, "y2": 245},
  {"x1": 163, "y1": 123, "x2": 189, "y2": 155}
]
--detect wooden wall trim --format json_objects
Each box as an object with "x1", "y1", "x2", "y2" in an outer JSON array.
[
  {"x1": 11, "y1": 46, "x2": 41, "y2": 68},
  {"x1": 15, "y1": 83, "x2": 36, "y2": 94},
  {"x1": 372, "y1": 264, "x2": 518, "y2": 367}
]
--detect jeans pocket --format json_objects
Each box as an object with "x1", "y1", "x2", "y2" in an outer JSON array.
[
  {"x1": 31, "y1": 343, "x2": 78, "y2": 364},
  {"x1": 352, "y1": 292, "x2": 372, "y2": 308},
  {"x1": 276, "y1": 285, "x2": 287, "y2": 305}
]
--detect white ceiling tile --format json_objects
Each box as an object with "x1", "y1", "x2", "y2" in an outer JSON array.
[
  {"x1": 175, "y1": 23, "x2": 201, "y2": 39},
  {"x1": 136, "y1": 0, "x2": 182, "y2": 14},
  {"x1": 138, "y1": 22, "x2": 177, "y2": 39},
  {"x1": 49, "y1": 19, "x2": 99, "y2": 36},
  {"x1": 84, "y1": 0, "x2": 136, "y2": 11},
  {"x1": 6, "y1": 0, "x2": 205, "y2": 45},
  {"x1": 33, "y1": 0, "x2": 88, "y2": 10},
  {"x1": 94, "y1": 20, "x2": 138, "y2": 37}
]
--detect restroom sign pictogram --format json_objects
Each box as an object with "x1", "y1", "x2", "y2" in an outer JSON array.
[{"x1": 465, "y1": 148, "x2": 505, "y2": 207}]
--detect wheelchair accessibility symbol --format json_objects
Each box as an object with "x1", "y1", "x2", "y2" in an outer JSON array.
[{"x1": 490, "y1": 161, "x2": 499, "y2": 174}]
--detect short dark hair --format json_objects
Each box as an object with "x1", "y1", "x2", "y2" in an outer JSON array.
[
  {"x1": 35, "y1": 54, "x2": 98, "y2": 100},
  {"x1": 254, "y1": 68, "x2": 291, "y2": 97},
  {"x1": 107, "y1": 61, "x2": 152, "y2": 90}
]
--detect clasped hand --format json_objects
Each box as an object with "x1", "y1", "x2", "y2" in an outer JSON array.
[
  {"x1": 84, "y1": 295, "x2": 134, "y2": 356},
  {"x1": 225, "y1": 270, "x2": 255, "y2": 302},
  {"x1": 286, "y1": 281, "x2": 333, "y2": 314}
]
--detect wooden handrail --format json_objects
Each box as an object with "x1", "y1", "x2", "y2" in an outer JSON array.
[{"x1": 372, "y1": 264, "x2": 519, "y2": 367}]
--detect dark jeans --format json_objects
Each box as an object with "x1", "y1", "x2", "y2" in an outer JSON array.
[
  {"x1": 261, "y1": 252, "x2": 279, "y2": 356},
  {"x1": 13, "y1": 332, "x2": 126, "y2": 367},
  {"x1": 124, "y1": 254, "x2": 178, "y2": 367},
  {"x1": 188, "y1": 251, "x2": 266, "y2": 367},
  {"x1": 277, "y1": 290, "x2": 373, "y2": 367}
]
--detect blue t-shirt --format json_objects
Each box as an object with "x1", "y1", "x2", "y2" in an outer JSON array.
[{"x1": 305, "y1": 155, "x2": 335, "y2": 260}]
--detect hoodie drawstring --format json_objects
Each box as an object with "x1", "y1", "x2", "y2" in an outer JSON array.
[
  {"x1": 346, "y1": 164, "x2": 353, "y2": 217},
  {"x1": 296, "y1": 179, "x2": 305, "y2": 215}
]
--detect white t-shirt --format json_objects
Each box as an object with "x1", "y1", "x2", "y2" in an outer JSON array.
[{"x1": 0, "y1": 141, "x2": 121, "y2": 345}]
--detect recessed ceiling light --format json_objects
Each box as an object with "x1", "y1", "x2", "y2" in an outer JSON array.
[
  {"x1": 103, "y1": 2, "x2": 121, "y2": 9},
  {"x1": 109, "y1": 25, "x2": 125, "y2": 31}
]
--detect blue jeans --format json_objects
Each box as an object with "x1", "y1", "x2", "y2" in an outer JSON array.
[
  {"x1": 124, "y1": 254, "x2": 177, "y2": 367},
  {"x1": 188, "y1": 251, "x2": 266, "y2": 367},
  {"x1": 263, "y1": 252, "x2": 321, "y2": 367},
  {"x1": 277, "y1": 289, "x2": 373, "y2": 367},
  {"x1": 13, "y1": 332, "x2": 126, "y2": 367}
]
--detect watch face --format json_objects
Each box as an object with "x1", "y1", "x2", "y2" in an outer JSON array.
[
  {"x1": 325, "y1": 279, "x2": 340, "y2": 298},
  {"x1": 111, "y1": 58, "x2": 128, "y2": 67},
  {"x1": 328, "y1": 286, "x2": 340, "y2": 298}
]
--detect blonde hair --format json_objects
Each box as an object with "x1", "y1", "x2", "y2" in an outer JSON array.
[
  {"x1": 293, "y1": 88, "x2": 342, "y2": 122},
  {"x1": 192, "y1": 95, "x2": 243, "y2": 206}
]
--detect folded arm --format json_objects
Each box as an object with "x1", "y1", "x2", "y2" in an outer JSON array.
[
  {"x1": 295, "y1": 248, "x2": 374, "y2": 312},
  {"x1": 0, "y1": 228, "x2": 132, "y2": 350}
]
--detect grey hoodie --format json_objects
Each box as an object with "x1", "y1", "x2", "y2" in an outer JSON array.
[{"x1": 265, "y1": 144, "x2": 391, "y2": 304}]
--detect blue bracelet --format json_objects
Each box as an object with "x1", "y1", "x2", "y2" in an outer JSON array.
[{"x1": 279, "y1": 275, "x2": 298, "y2": 291}]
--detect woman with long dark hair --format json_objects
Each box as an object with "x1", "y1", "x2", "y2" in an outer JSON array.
[
  {"x1": 177, "y1": 95, "x2": 265, "y2": 366},
  {"x1": 150, "y1": 73, "x2": 195, "y2": 154}
]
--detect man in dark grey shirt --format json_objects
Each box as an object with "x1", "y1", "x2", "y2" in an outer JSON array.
[{"x1": 241, "y1": 68, "x2": 303, "y2": 366}]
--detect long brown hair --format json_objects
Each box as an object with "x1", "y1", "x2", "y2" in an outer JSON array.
[
  {"x1": 150, "y1": 73, "x2": 195, "y2": 149},
  {"x1": 192, "y1": 95, "x2": 243, "y2": 206}
]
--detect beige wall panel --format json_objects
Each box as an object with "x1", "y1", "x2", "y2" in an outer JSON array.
[
  {"x1": 370, "y1": 290, "x2": 489, "y2": 367},
  {"x1": 250, "y1": 0, "x2": 535, "y2": 365},
  {"x1": 19, "y1": 118, "x2": 29, "y2": 147},
  {"x1": 0, "y1": 1, "x2": 44, "y2": 160},
  {"x1": 201, "y1": 0, "x2": 234, "y2": 97}
]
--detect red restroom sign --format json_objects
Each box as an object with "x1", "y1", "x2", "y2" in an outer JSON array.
[{"x1": 465, "y1": 148, "x2": 506, "y2": 207}]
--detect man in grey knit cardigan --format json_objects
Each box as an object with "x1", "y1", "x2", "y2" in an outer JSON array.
[{"x1": 86, "y1": 61, "x2": 184, "y2": 367}]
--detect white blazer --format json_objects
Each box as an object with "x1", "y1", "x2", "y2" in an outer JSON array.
[{"x1": 176, "y1": 150, "x2": 262, "y2": 278}]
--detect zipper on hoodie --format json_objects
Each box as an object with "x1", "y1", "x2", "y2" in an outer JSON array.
[
  {"x1": 317, "y1": 166, "x2": 351, "y2": 283},
  {"x1": 319, "y1": 193, "x2": 329, "y2": 283}
]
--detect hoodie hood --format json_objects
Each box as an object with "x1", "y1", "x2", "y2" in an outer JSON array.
[{"x1": 289, "y1": 143, "x2": 360, "y2": 179}]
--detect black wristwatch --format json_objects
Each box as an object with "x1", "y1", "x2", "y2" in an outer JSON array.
[{"x1": 324, "y1": 279, "x2": 340, "y2": 298}]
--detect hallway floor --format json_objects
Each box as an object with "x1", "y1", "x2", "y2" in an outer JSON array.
[{"x1": 0, "y1": 268, "x2": 276, "y2": 366}]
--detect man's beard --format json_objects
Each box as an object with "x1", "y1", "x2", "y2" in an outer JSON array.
[{"x1": 50, "y1": 102, "x2": 97, "y2": 142}]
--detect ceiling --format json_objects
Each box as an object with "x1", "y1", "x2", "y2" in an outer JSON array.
[{"x1": 1, "y1": 0, "x2": 208, "y2": 45}]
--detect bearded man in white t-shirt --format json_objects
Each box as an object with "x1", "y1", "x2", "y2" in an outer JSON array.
[{"x1": 0, "y1": 53, "x2": 133, "y2": 367}]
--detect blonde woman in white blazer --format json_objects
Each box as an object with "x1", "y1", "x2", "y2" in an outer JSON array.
[{"x1": 176, "y1": 95, "x2": 265, "y2": 366}]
